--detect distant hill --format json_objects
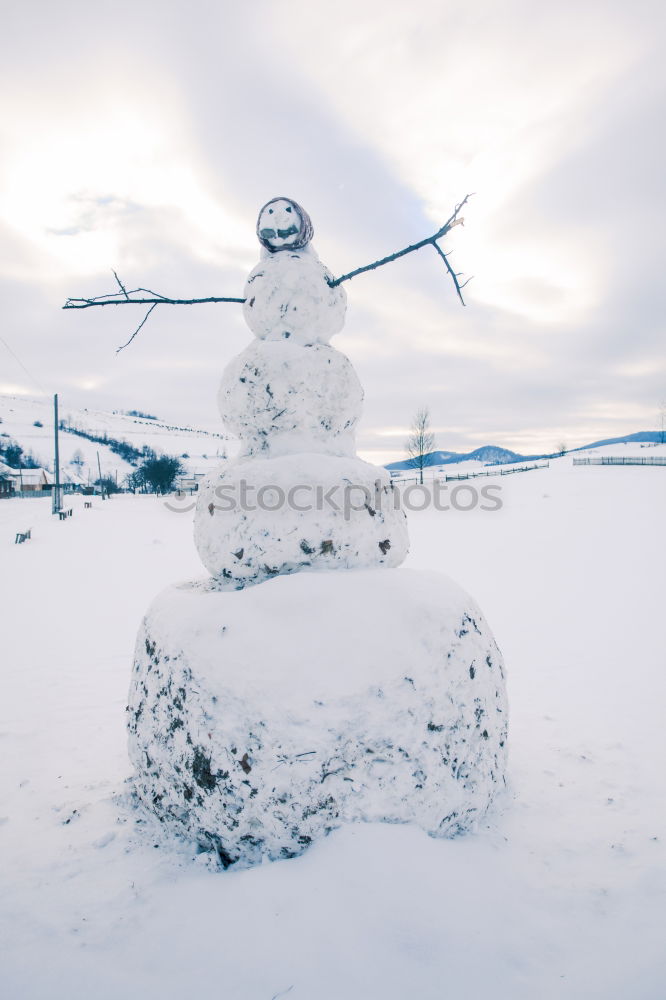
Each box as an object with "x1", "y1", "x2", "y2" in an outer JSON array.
[
  {"x1": 385, "y1": 432, "x2": 664, "y2": 470},
  {"x1": 570, "y1": 431, "x2": 664, "y2": 450},
  {"x1": 386, "y1": 445, "x2": 525, "y2": 471},
  {"x1": 0, "y1": 393, "x2": 230, "y2": 485}
]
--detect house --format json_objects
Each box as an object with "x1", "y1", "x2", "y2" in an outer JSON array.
[
  {"x1": 60, "y1": 468, "x2": 87, "y2": 493},
  {"x1": 0, "y1": 462, "x2": 16, "y2": 498},
  {"x1": 11, "y1": 467, "x2": 54, "y2": 492},
  {"x1": 174, "y1": 472, "x2": 206, "y2": 496}
]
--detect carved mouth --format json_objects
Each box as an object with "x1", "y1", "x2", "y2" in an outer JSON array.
[{"x1": 260, "y1": 225, "x2": 299, "y2": 241}]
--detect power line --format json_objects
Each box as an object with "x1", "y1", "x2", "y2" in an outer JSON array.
[{"x1": 0, "y1": 334, "x2": 49, "y2": 396}]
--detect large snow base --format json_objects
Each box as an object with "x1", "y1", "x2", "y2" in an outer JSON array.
[{"x1": 128, "y1": 568, "x2": 507, "y2": 869}]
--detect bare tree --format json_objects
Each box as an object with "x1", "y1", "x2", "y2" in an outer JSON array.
[
  {"x1": 406, "y1": 408, "x2": 436, "y2": 484},
  {"x1": 555, "y1": 440, "x2": 567, "y2": 457},
  {"x1": 659, "y1": 399, "x2": 666, "y2": 444}
]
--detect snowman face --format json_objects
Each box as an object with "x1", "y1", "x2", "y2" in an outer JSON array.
[{"x1": 256, "y1": 197, "x2": 314, "y2": 253}]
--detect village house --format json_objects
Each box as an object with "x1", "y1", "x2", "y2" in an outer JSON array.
[
  {"x1": 10, "y1": 468, "x2": 54, "y2": 493},
  {"x1": 0, "y1": 461, "x2": 16, "y2": 498},
  {"x1": 60, "y1": 468, "x2": 87, "y2": 492},
  {"x1": 173, "y1": 471, "x2": 206, "y2": 496}
]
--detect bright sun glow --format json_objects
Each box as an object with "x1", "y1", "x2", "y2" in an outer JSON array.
[{"x1": 0, "y1": 101, "x2": 250, "y2": 281}]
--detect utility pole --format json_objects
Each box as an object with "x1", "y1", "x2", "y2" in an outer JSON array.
[
  {"x1": 97, "y1": 450, "x2": 105, "y2": 499},
  {"x1": 52, "y1": 393, "x2": 62, "y2": 515}
]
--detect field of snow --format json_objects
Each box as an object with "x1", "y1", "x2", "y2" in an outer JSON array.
[
  {"x1": 392, "y1": 457, "x2": 489, "y2": 480},
  {"x1": 0, "y1": 394, "x2": 229, "y2": 483},
  {"x1": 1, "y1": 450, "x2": 665, "y2": 999}
]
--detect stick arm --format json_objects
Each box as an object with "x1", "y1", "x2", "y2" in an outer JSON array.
[
  {"x1": 62, "y1": 274, "x2": 246, "y2": 352},
  {"x1": 62, "y1": 194, "x2": 473, "y2": 351},
  {"x1": 327, "y1": 194, "x2": 473, "y2": 303}
]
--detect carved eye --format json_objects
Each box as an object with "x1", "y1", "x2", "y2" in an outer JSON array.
[
  {"x1": 286, "y1": 206, "x2": 292, "y2": 213},
  {"x1": 268, "y1": 208, "x2": 273, "y2": 214}
]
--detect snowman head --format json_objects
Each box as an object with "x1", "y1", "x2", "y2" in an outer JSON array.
[{"x1": 256, "y1": 197, "x2": 314, "y2": 253}]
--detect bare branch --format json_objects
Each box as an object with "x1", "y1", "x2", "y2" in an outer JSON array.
[
  {"x1": 431, "y1": 243, "x2": 472, "y2": 306},
  {"x1": 328, "y1": 193, "x2": 473, "y2": 290},
  {"x1": 63, "y1": 276, "x2": 246, "y2": 348},
  {"x1": 64, "y1": 292, "x2": 246, "y2": 310},
  {"x1": 116, "y1": 303, "x2": 158, "y2": 353},
  {"x1": 270, "y1": 987, "x2": 294, "y2": 1000},
  {"x1": 135, "y1": 287, "x2": 171, "y2": 300},
  {"x1": 112, "y1": 270, "x2": 129, "y2": 299}
]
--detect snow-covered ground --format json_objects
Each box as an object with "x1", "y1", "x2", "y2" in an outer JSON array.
[{"x1": 1, "y1": 451, "x2": 665, "y2": 999}]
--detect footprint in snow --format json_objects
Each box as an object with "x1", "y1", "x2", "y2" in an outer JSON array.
[{"x1": 92, "y1": 831, "x2": 116, "y2": 849}]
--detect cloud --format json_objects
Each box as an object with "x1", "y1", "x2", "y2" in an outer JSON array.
[{"x1": 0, "y1": 0, "x2": 664, "y2": 458}]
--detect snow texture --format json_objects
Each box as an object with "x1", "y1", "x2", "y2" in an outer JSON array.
[
  {"x1": 128, "y1": 568, "x2": 508, "y2": 869},
  {"x1": 218, "y1": 340, "x2": 363, "y2": 458},
  {"x1": 196, "y1": 332, "x2": 407, "y2": 586},
  {"x1": 243, "y1": 249, "x2": 346, "y2": 344},
  {"x1": 194, "y1": 453, "x2": 408, "y2": 586}
]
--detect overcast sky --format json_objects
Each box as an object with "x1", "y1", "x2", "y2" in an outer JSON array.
[{"x1": 1, "y1": 0, "x2": 664, "y2": 462}]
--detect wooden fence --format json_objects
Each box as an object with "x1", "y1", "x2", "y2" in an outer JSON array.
[
  {"x1": 392, "y1": 461, "x2": 549, "y2": 485},
  {"x1": 443, "y1": 461, "x2": 549, "y2": 482},
  {"x1": 573, "y1": 457, "x2": 666, "y2": 467}
]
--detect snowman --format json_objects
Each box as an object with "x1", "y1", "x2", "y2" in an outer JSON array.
[
  {"x1": 127, "y1": 197, "x2": 508, "y2": 870},
  {"x1": 193, "y1": 196, "x2": 409, "y2": 588}
]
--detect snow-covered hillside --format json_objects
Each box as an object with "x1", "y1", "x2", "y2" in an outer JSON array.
[
  {"x1": 386, "y1": 445, "x2": 524, "y2": 470},
  {"x1": 389, "y1": 440, "x2": 666, "y2": 483},
  {"x1": 386, "y1": 434, "x2": 665, "y2": 474},
  {"x1": 0, "y1": 394, "x2": 230, "y2": 484},
  {"x1": 1, "y1": 448, "x2": 664, "y2": 998}
]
